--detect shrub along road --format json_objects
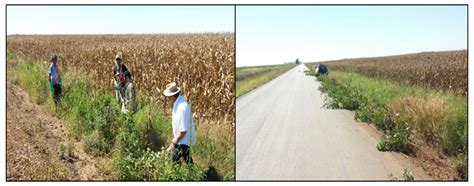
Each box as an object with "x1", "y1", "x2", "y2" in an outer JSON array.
[{"x1": 236, "y1": 64, "x2": 431, "y2": 180}]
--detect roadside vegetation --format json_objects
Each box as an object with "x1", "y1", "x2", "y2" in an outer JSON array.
[
  {"x1": 306, "y1": 50, "x2": 467, "y2": 180},
  {"x1": 7, "y1": 51, "x2": 234, "y2": 180},
  {"x1": 236, "y1": 64, "x2": 296, "y2": 97},
  {"x1": 311, "y1": 69, "x2": 467, "y2": 180}
]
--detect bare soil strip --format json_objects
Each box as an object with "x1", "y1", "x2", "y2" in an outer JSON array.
[{"x1": 7, "y1": 82, "x2": 101, "y2": 180}]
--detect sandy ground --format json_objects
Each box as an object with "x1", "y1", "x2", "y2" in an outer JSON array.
[
  {"x1": 236, "y1": 64, "x2": 431, "y2": 180},
  {"x1": 6, "y1": 82, "x2": 101, "y2": 180}
]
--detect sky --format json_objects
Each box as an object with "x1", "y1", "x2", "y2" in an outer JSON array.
[
  {"x1": 7, "y1": 6, "x2": 234, "y2": 35},
  {"x1": 236, "y1": 6, "x2": 468, "y2": 67}
]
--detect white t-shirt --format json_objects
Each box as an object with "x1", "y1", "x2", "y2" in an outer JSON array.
[{"x1": 172, "y1": 95, "x2": 196, "y2": 146}]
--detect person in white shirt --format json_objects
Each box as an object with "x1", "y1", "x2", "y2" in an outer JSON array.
[{"x1": 164, "y1": 82, "x2": 196, "y2": 164}]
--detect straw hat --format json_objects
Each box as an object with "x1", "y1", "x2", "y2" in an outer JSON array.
[
  {"x1": 115, "y1": 52, "x2": 122, "y2": 60},
  {"x1": 163, "y1": 82, "x2": 181, "y2": 97}
]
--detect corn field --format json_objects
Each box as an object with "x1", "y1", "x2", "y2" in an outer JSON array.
[
  {"x1": 7, "y1": 34, "x2": 235, "y2": 124},
  {"x1": 307, "y1": 50, "x2": 467, "y2": 96}
]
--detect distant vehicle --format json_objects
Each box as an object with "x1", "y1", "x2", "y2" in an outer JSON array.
[{"x1": 314, "y1": 64, "x2": 328, "y2": 77}]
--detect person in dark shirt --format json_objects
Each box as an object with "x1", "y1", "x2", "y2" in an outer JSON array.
[
  {"x1": 315, "y1": 64, "x2": 328, "y2": 77},
  {"x1": 113, "y1": 52, "x2": 135, "y2": 113}
]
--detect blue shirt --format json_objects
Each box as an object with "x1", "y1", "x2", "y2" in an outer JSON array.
[{"x1": 48, "y1": 63, "x2": 60, "y2": 85}]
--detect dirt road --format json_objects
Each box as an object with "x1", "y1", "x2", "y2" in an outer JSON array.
[{"x1": 236, "y1": 64, "x2": 431, "y2": 180}]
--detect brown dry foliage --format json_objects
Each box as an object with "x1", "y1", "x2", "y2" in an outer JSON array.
[
  {"x1": 308, "y1": 50, "x2": 467, "y2": 96},
  {"x1": 7, "y1": 34, "x2": 235, "y2": 123},
  {"x1": 389, "y1": 94, "x2": 447, "y2": 146}
]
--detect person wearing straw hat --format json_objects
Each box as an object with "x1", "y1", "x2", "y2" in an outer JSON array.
[{"x1": 164, "y1": 82, "x2": 196, "y2": 165}]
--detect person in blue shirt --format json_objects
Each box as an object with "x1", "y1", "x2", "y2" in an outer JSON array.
[{"x1": 48, "y1": 54, "x2": 62, "y2": 104}]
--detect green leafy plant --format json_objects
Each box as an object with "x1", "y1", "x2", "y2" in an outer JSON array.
[
  {"x1": 81, "y1": 130, "x2": 110, "y2": 156},
  {"x1": 318, "y1": 77, "x2": 367, "y2": 110},
  {"x1": 59, "y1": 144, "x2": 66, "y2": 159},
  {"x1": 377, "y1": 118, "x2": 413, "y2": 154},
  {"x1": 403, "y1": 169, "x2": 414, "y2": 181}
]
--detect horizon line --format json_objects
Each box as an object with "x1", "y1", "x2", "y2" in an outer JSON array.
[
  {"x1": 237, "y1": 49, "x2": 467, "y2": 67},
  {"x1": 7, "y1": 31, "x2": 235, "y2": 36}
]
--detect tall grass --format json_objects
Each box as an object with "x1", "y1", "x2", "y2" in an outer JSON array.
[
  {"x1": 236, "y1": 64, "x2": 296, "y2": 97},
  {"x1": 7, "y1": 56, "x2": 50, "y2": 105}
]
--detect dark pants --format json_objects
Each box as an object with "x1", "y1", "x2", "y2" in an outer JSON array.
[
  {"x1": 52, "y1": 84, "x2": 61, "y2": 103},
  {"x1": 172, "y1": 144, "x2": 193, "y2": 165}
]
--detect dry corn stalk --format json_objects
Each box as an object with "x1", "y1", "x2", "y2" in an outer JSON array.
[
  {"x1": 307, "y1": 50, "x2": 467, "y2": 96},
  {"x1": 7, "y1": 33, "x2": 235, "y2": 124}
]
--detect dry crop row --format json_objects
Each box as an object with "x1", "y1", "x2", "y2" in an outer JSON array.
[{"x1": 307, "y1": 50, "x2": 467, "y2": 96}]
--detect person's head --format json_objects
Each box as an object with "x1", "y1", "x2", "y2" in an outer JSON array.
[
  {"x1": 115, "y1": 53, "x2": 122, "y2": 65},
  {"x1": 167, "y1": 91, "x2": 180, "y2": 105},
  {"x1": 163, "y1": 82, "x2": 181, "y2": 105},
  {"x1": 51, "y1": 54, "x2": 58, "y2": 64}
]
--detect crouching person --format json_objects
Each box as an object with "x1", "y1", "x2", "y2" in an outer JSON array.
[
  {"x1": 164, "y1": 82, "x2": 196, "y2": 165},
  {"x1": 315, "y1": 63, "x2": 329, "y2": 77}
]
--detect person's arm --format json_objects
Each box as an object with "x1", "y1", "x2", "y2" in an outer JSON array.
[
  {"x1": 167, "y1": 131, "x2": 186, "y2": 151},
  {"x1": 113, "y1": 67, "x2": 117, "y2": 81},
  {"x1": 48, "y1": 66, "x2": 51, "y2": 83},
  {"x1": 172, "y1": 131, "x2": 186, "y2": 145},
  {"x1": 56, "y1": 67, "x2": 60, "y2": 84}
]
